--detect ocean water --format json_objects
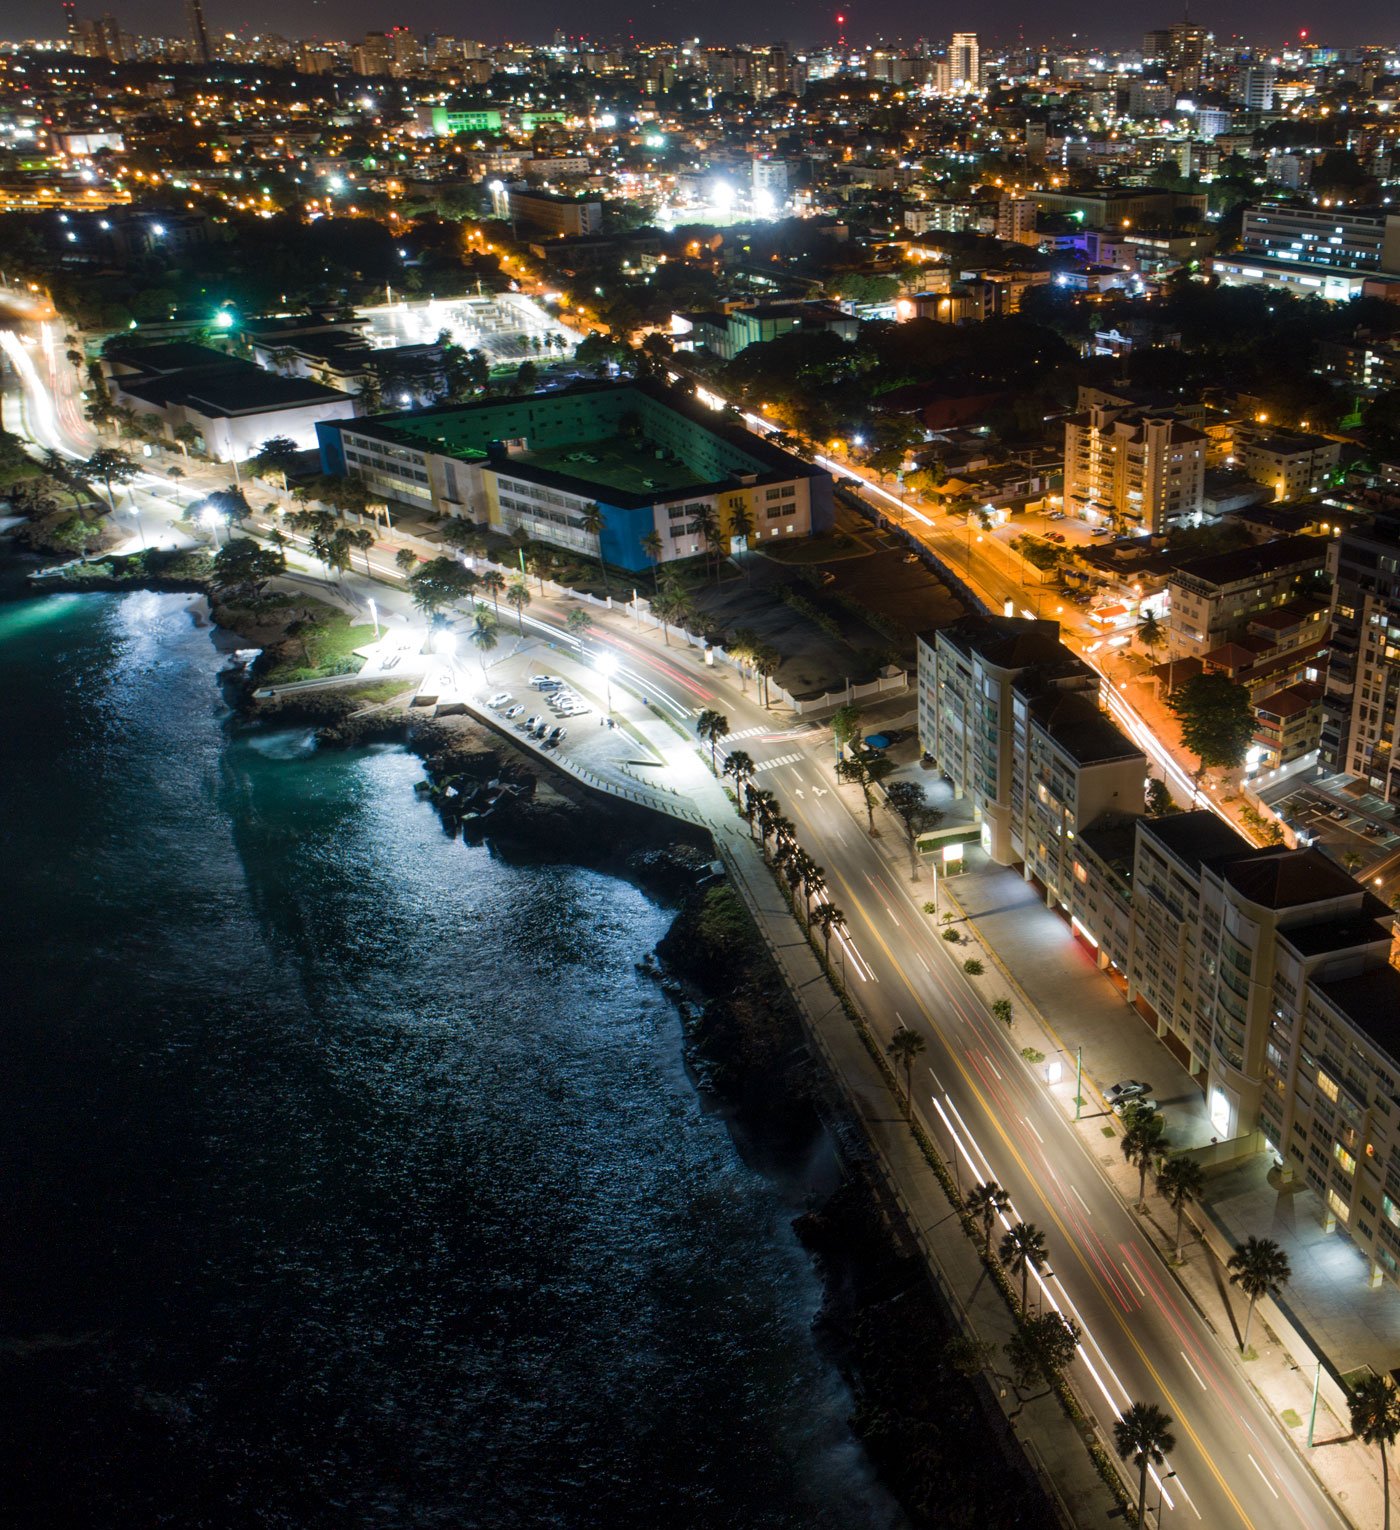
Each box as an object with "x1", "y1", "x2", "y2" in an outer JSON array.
[{"x1": 0, "y1": 568, "x2": 903, "y2": 1530}]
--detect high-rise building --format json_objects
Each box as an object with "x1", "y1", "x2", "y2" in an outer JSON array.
[
  {"x1": 61, "y1": 0, "x2": 76, "y2": 41},
  {"x1": 1063, "y1": 403, "x2": 1207, "y2": 534},
  {"x1": 1240, "y1": 65, "x2": 1276, "y2": 111},
  {"x1": 949, "y1": 31, "x2": 979, "y2": 91},
  {"x1": 352, "y1": 31, "x2": 392, "y2": 76},
  {"x1": 1321, "y1": 513, "x2": 1400, "y2": 798},
  {"x1": 185, "y1": 0, "x2": 210, "y2": 64},
  {"x1": 1167, "y1": 22, "x2": 1210, "y2": 96}
]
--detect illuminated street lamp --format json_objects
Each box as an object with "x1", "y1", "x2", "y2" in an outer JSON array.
[
  {"x1": 127, "y1": 501, "x2": 146, "y2": 549},
  {"x1": 596, "y1": 651, "x2": 617, "y2": 715},
  {"x1": 199, "y1": 506, "x2": 222, "y2": 547}
]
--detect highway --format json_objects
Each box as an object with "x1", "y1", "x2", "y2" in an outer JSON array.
[{"x1": 1, "y1": 301, "x2": 1347, "y2": 1529}]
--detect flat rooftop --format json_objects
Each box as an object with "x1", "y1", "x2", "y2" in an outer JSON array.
[{"x1": 515, "y1": 437, "x2": 703, "y2": 497}]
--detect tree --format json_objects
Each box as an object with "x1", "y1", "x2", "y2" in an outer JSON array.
[
  {"x1": 565, "y1": 606, "x2": 593, "y2": 639},
  {"x1": 254, "y1": 435, "x2": 299, "y2": 490},
  {"x1": 696, "y1": 708, "x2": 730, "y2": 773},
  {"x1": 478, "y1": 567, "x2": 505, "y2": 618},
  {"x1": 80, "y1": 447, "x2": 137, "y2": 515},
  {"x1": 999, "y1": 1222, "x2": 1049, "y2": 1314},
  {"x1": 1121, "y1": 1105, "x2": 1170, "y2": 1211},
  {"x1": 211, "y1": 536, "x2": 285, "y2": 593},
  {"x1": 1156, "y1": 1155, "x2": 1207, "y2": 1263},
  {"x1": 51, "y1": 514, "x2": 105, "y2": 561},
  {"x1": 439, "y1": 517, "x2": 488, "y2": 558},
  {"x1": 505, "y1": 576, "x2": 532, "y2": 634},
  {"x1": 206, "y1": 486, "x2": 251, "y2": 527},
  {"x1": 752, "y1": 644, "x2": 781, "y2": 708},
  {"x1": 408, "y1": 556, "x2": 478, "y2": 617},
  {"x1": 1350, "y1": 1374, "x2": 1400, "y2": 1530},
  {"x1": 831, "y1": 702, "x2": 863, "y2": 762},
  {"x1": 887, "y1": 1028, "x2": 926, "y2": 1120},
  {"x1": 514, "y1": 359, "x2": 539, "y2": 392},
  {"x1": 395, "y1": 547, "x2": 419, "y2": 578},
  {"x1": 1138, "y1": 609, "x2": 1164, "y2": 655},
  {"x1": 349, "y1": 526, "x2": 375, "y2": 574},
  {"x1": 811, "y1": 902, "x2": 846, "y2": 961},
  {"x1": 1006, "y1": 1312, "x2": 1082, "y2": 1391},
  {"x1": 173, "y1": 423, "x2": 202, "y2": 460},
  {"x1": 1168, "y1": 672, "x2": 1255, "y2": 777},
  {"x1": 722, "y1": 749, "x2": 755, "y2": 799},
  {"x1": 641, "y1": 528, "x2": 664, "y2": 591},
  {"x1": 1227, "y1": 1236, "x2": 1291, "y2": 1353},
  {"x1": 966, "y1": 1180, "x2": 1011, "y2": 1258},
  {"x1": 837, "y1": 753, "x2": 895, "y2": 834},
  {"x1": 1114, "y1": 1402, "x2": 1177, "y2": 1530},
  {"x1": 651, "y1": 587, "x2": 691, "y2": 646},
  {"x1": 885, "y1": 778, "x2": 939, "y2": 873},
  {"x1": 1145, "y1": 778, "x2": 1175, "y2": 817},
  {"x1": 579, "y1": 501, "x2": 610, "y2": 596},
  {"x1": 468, "y1": 603, "x2": 498, "y2": 673}
]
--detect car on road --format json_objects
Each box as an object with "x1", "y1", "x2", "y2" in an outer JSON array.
[
  {"x1": 1113, "y1": 1096, "x2": 1159, "y2": 1118},
  {"x1": 486, "y1": 692, "x2": 513, "y2": 709},
  {"x1": 1048, "y1": 510, "x2": 1066, "y2": 521},
  {"x1": 1046, "y1": 531, "x2": 1066, "y2": 543},
  {"x1": 1105, "y1": 1079, "x2": 1151, "y2": 1106}
]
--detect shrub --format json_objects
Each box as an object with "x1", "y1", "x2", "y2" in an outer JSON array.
[
  {"x1": 922, "y1": 900, "x2": 937, "y2": 915},
  {"x1": 942, "y1": 928, "x2": 961, "y2": 943},
  {"x1": 991, "y1": 999, "x2": 1013, "y2": 1025},
  {"x1": 963, "y1": 958, "x2": 984, "y2": 975},
  {"x1": 1021, "y1": 1046, "x2": 1045, "y2": 1064}
]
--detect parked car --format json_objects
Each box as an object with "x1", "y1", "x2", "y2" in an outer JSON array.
[
  {"x1": 521, "y1": 715, "x2": 538, "y2": 732},
  {"x1": 503, "y1": 704, "x2": 524, "y2": 720},
  {"x1": 1329, "y1": 805, "x2": 1349, "y2": 821},
  {"x1": 1105, "y1": 1079, "x2": 1151, "y2": 1106},
  {"x1": 532, "y1": 721, "x2": 549, "y2": 739},
  {"x1": 1113, "y1": 1096, "x2": 1159, "y2": 1118},
  {"x1": 1048, "y1": 510, "x2": 1067, "y2": 521},
  {"x1": 1046, "y1": 531, "x2": 1066, "y2": 543},
  {"x1": 545, "y1": 726, "x2": 566, "y2": 747},
  {"x1": 486, "y1": 692, "x2": 513, "y2": 709},
  {"x1": 531, "y1": 675, "x2": 564, "y2": 690}
]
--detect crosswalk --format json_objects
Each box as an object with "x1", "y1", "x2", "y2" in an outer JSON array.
[
  {"x1": 752, "y1": 752, "x2": 803, "y2": 774},
  {"x1": 720, "y1": 725, "x2": 767, "y2": 743}
]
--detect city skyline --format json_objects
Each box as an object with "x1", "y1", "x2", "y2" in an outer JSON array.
[{"x1": 6, "y1": 0, "x2": 1400, "y2": 51}]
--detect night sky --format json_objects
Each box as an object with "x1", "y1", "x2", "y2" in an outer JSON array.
[{"x1": 7, "y1": 0, "x2": 1396, "y2": 51}]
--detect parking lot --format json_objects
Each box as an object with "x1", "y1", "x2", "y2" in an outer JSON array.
[{"x1": 1262, "y1": 778, "x2": 1400, "y2": 893}]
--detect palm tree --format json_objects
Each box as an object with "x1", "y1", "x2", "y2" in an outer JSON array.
[
  {"x1": 641, "y1": 528, "x2": 664, "y2": 591},
  {"x1": 173, "y1": 423, "x2": 202, "y2": 460},
  {"x1": 1114, "y1": 1402, "x2": 1176, "y2": 1529},
  {"x1": 468, "y1": 603, "x2": 498, "y2": 674},
  {"x1": 1351, "y1": 1373, "x2": 1400, "y2": 1530},
  {"x1": 651, "y1": 587, "x2": 690, "y2": 646},
  {"x1": 811, "y1": 903, "x2": 845, "y2": 961},
  {"x1": 579, "y1": 501, "x2": 610, "y2": 596},
  {"x1": 801, "y1": 862, "x2": 826, "y2": 926},
  {"x1": 506, "y1": 576, "x2": 532, "y2": 635},
  {"x1": 722, "y1": 748, "x2": 755, "y2": 801},
  {"x1": 566, "y1": 607, "x2": 593, "y2": 640},
  {"x1": 752, "y1": 644, "x2": 780, "y2": 708},
  {"x1": 1138, "y1": 609, "x2": 1164, "y2": 656},
  {"x1": 395, "y1": 547, "x2": 418, "y2": 578},
  {"x1": 1121, "y1": 1106, "x2": 1170, "y2": 1211},
  {"x1": 349, "y1": 526, "x2": 375, "y2": 574},
  {"x1": 1156, "y1": 1155, "x2": 1207, "y2": 1263},
  {"x1": 966, "y1": 1181, "x2": 1011, "y2": 1259},
  {"x1": 479, "y1": 567, "x2": 506, "y2": 618},
  {"x1": 999, "y1": 1222, "x2": 1049, "y2": 1314},
  {"x1": 1227, "y1": 1236, "x2": 1291, "y2": 1354},
  {"x1": 887, "y1": 1028, "x2": 926, "y2": 1120},
  {"x1": 695, "y1": 708, "x2": 729, "y2": 774}
]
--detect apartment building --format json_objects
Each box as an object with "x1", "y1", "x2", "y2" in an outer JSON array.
[
  {"x1": 1321, "y1": 512, "x2": 1400, "y2": 798},
  {"x1": 1236, "y1": 428, "x2": 1342, "y2": 501},
  {"x1": 1166, "y1": 535, "x2": 1330, "y2": 658},
  {"x1": 916, "y1": 617, "x2": 1145, "y2": 872},
  {"x1": 1241, "y1": 204, "x2": 1400, "y2": 278},
  {"x1": 1063, "y1": 404, "x2": 1207, "y2": 533},
  {"x1": 502, "y1": 188, "x2": 603, "y2": 238}
]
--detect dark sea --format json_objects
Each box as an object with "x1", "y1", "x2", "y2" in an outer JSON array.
[{"x1": 0, "y1": 566, "x2": 904, "y2": 1530}]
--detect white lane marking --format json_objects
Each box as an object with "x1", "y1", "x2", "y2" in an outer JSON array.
[
  {"x1": 1180, "y1": 1350, "x2": 1208, "y2": 1392},
  {"x1": 895, "y1": 1012, "x2": 907, "y2": 1028},
  {"x1": 1071, "y1": 1185, "x2": 1092, "y2": 1217},
  {"x1": 927, "y1": 1065, "x2": 946, "y2": 1092},
  {"x1": 1024, "y1": 1117, "x2": 1044, "y2": 1144},
  {"x1": 752, "y1": 751, "x2": 802, "y2": 773},
  {"x1": 1123, "y1": 1264, "x2": 1147, "y2": 1299},
  {"x1": 1247, "y1": 1454, "x2": 1279, "y2": 1499},
  {"x1": 915, "y1": 953, "x2": 930, "y2": 974},
  {"x1": 988, "y1": 1059, "x2": 1002, "y2": 1080}
]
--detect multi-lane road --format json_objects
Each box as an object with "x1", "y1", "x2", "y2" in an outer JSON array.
[{"x1": 0, "y1": 300, "x2": 1350, "y2": 1530}]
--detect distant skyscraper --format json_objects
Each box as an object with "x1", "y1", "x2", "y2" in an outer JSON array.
[
  {"x1": 185, "y1": 0, "x2": 210, "y2": 62},
  {"x1": 949, "y1": 31, "x2": 979, "y2": 91},
  {"x1": 1167, "y1": 22, "x2": 1209, "y2": 96},
  {"x1": 61, "y1": 0, "x2": 76, "y2": 40}
]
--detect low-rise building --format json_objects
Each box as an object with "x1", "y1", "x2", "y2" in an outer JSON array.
[
  {"x1": 1166, "y1": 536, "x2": 1330, "y2": 658},
  {"x1": 1236, "y1": 428, "x2": 1342, "y2": 501},
  {"x1": 316, "y1": 380, "x2": 832, "y2": 573}
]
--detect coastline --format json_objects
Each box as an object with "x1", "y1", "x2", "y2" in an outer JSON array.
[{"x1": 15, "y1": 555, "x2": 1049, "y2": 1528}]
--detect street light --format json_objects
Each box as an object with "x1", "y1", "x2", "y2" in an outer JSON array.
[
  {"x1": 127, "y1": 501, "x2": 146, "y2": 549},
  {"x1": 199, "y1": 507, "x2": 221, "y2": 547},
  {"x1": 368, "y1": 597, "x2": 379, "y2": 639},
  {"x1": 596, "y1": 651, "x2": 617, "y2": 715}
]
